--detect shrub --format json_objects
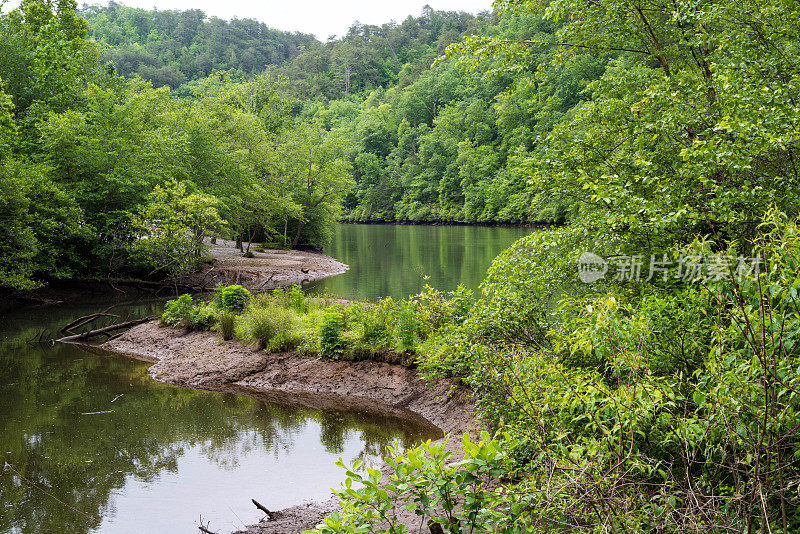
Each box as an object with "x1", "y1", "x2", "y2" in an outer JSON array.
[
  {"x1": 311, "y1": 433, "x2": 512, "y2": 534},
  {"x1": 413, "y1": 284, "x2": 474, "y2": 338},
  {"x1": 288, "y1": 284, "x2": 307, "y2": 313},
  {"x1": 218, "y1": 312, "x2": 236, "y2": 340},
  {"x1": 190, "y1": 304, "x2": 218, "y2": 330},
  {"x1": 319, "y1": 307, "x2": 345, "y2": 359},
  {"x1": 214, "y1": 284, "x2": 250, "y2": 313},
  {"x1": 394, "y1": 301, "x2": 418, "y2": 353},
  {"x1": 236, "y1": 305, "x2": 296, "y2": 351},
  {"x1": 351, "y1": 300, "x2": 392, "y2": 349},
  {"x1": 161, "y1": 294, "x2": 195, "y2": 328}
]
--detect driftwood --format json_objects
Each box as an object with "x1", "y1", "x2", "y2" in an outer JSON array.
[
  {"x1": 57, "y1": 316, "x2": 156, "y2": 343},
  {"x1": 26, "y1": 328, "x2": 52, "y2": 344},
  {"x1": 59, "y1": 313, "x2": 120, "y2": 335},
  {"x1": 197, "y1": 514, "x2": 219, "y2": 534},
  {"x1": 252, "y1": 498, "x2": 272, "y2": 519}
]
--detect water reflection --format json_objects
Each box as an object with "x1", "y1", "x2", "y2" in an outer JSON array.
[
  {"x1": 0, "y1": 301, "x2": 439, "y2": 533},
  {"x1": 308, "y1": 224, "x2": 531, "y2": 301}
]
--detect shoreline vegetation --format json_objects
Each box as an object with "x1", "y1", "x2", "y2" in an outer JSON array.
[
  {"x1": 4, "y1": 239, "x2": 348, "y2": 309},
  {"x1": 336, "y1": 219, "x2": 555, "y2": 229}
]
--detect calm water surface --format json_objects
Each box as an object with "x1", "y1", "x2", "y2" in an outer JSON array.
[
  {"x1": 309, "y1": 224, "x2": 532, "y2": 300},
  {"x1": 0, "y1": 299, "x2": 439, "y2": 534}
]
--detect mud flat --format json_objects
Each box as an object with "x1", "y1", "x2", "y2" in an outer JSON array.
[
  {"x1": 103, "y1": 321, "x2": 480, "y2": 534},
  {"x1": 180, "y1": 239, "x2": 349, "y2": 291}
]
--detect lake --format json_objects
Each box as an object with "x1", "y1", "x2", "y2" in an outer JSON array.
[{"x1": 308, "y1": 224, "x2": 531, "y2": 300}]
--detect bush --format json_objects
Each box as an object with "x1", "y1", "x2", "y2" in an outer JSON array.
[
  {"x1": 311, "y1": 433, "x2": 512, "y2": 534},
  {"x1": 352, "y1": 300, "x2": 392, "y2": 349},
  {"x1": 161, "y1": 294, "x2": 195, "y2": 328},
  {"x1": 190, "y1": 304, "x2": 218, "y2": 330},
  {"x1": 214, "y1": 284, "x2": 250, "y2": 313},
  {"x1": 161, "y1": 294, "x2": 218, "y2": 330},
  {"x1": 218, "y1": 312, "x2": 236, "y2": 340},
  {"x1": 319, "y1": 307, "x2": 345, "y2": 360},
  {"x1": 394, "y1": 301, "x2": 418, "y2": 353},
  {"x1": 288, "y1": 284, "x2": 307, "y2": 313},
  {"x1": 236, "y1": 305, "x2": 296, "y2": 351},
  {"x1": 413, "y1": 284, "x2": 473, "y2": 338}
]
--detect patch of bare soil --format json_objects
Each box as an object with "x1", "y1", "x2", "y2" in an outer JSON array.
[
  {"x1": 103, "y1": 321, "x2": 480, "y2": 534},
  {"x1": 180, "y1": 239, "x2": 349, "y2": 291}
]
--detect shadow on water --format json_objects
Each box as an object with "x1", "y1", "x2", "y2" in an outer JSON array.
[{"x1": 0, "y1": 298, "x2": 440, "y2": 534}]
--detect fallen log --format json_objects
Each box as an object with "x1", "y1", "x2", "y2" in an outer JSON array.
[
  {"x1": 57, "y1": 316, "x2": 156, "y2": 343},
  {"x1": 252, "y1": 498, "x2": 272, "y2": 519},
  {"x1": 59, "y1": 313, "x2": 120, "y2": 335}
]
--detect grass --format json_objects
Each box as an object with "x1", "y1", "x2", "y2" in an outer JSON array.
[{"x1": 162, "y1": 283, "x2": 469, "y2": 366}]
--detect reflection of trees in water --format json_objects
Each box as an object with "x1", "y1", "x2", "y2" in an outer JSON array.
[
  {"x1": 0, "y1": 301, "x2": 440, "y2": 533},
  {"x1": 313, "y1": 224, "x2": 531, "y2": 300}
]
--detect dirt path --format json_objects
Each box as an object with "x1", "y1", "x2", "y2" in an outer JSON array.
[
  {"x1": 102, "y1": 321, "x2": 480, "y2": 534},
  {"x1": 180, "y1": 238, "x2": 349, "y2": 292}
]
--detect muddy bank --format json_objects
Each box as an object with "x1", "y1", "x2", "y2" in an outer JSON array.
[
  {"x1": 179, "y1": 239, "x2": 349, "y2": 292},
  {"x1": 103, "y1": 321, "x2": 480, "y2": 534}
]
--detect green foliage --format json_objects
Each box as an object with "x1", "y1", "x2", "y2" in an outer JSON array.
[
  {"x1": 128, "y1": 179, "x2": 224, "y2": 276},
  {"x1": 213, "y1": 284, "x2": 251, "y2": 313},
  {"x1": 161, "y1": 293, "x2": 218, "y2": 330},
  {"x1": 318, "y1": 307, "x2": 346, "y2": 360},
  {"x1": 217, "y1": 312, "x2": 236, "y2": 341},
  {"x1": 236, "y1": 304, "x2": 296, "y2": 351},
  {"x1": 353, "y1": 299, "x2": 393, "y2": 349},
  {"x1": 161, "y1": 294, "x2": 195, "y2": 328},
  {"x1": 190, "y1": 304, "x2": 218, "y2": 331},
  {"x1": 308, "y1": 432, "x2": 515, "y2": 534},
  {"x1": 394, "y1": 301, "x2": 418, "y2": 353},
  {"x1": 0, "y1": 0, "x2": 357, "y2": 288},
  {"x1": 80, "y1": 4, "x2": 317, "y2": 89}
]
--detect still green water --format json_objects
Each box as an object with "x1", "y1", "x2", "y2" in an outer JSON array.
[
  {"x1": 0, "y1": 299, "x2": 438, "y2": 534},
  {"x1": 309, "y1": 224, "x2": 532, "y2": 300}
]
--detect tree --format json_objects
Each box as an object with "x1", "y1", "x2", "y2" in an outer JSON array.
[
  {"x1": 282, "y1": 123, "x2": 354, "y2": 248},
  {"x1": 128, "y1": 180, "x2": 223, "y2": 276}
]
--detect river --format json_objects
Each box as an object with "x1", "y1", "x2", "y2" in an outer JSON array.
[{"x1": 0, "y1": 224, "x2": 529, "y2": 533}]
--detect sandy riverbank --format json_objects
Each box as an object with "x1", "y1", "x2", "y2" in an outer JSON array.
[
  {"x1": 178, "y1": 239, "x2": 349, "y2": 292},
  {"x1": 102, "y1": 321, "x2": 480, "y2": 534}
]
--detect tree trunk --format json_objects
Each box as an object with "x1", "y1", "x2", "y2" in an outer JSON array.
[{"x1": 291, "y1": 220, "x2": 305, "y2": 249}]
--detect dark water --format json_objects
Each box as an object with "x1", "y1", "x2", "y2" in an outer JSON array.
[
  {"x1": 0, "y1": 300, "x2": 439, "y2": 534},
  {"x1": 308, "y1": 224, "x2": 532, "y2": 301}
]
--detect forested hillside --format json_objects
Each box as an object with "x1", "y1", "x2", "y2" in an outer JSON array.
[
  {"x1": 80, "y1": 3, "x2": 317, "y2": 89},
  {"x1": 319, "y1": 15, "x2": 606, "y2": 224},
  {"x1": 83, "y1": 4, "x2": 574, "y2": 225}
]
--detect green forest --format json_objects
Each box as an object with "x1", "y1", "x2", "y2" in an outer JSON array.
[
  {"x1": 0, "y1": 0, "x2": 602, "y2": 291},
  {"x1": 4, "y1": 0, "x2": 800, "y2": 531}
]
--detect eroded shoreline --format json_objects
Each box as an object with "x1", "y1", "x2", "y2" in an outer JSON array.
[{"x1": 102, "y1": 321, "x2": 480, "y2": 533}]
